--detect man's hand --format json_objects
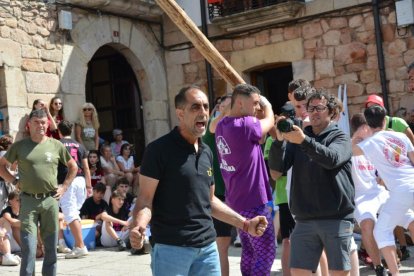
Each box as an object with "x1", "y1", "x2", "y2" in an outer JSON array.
[
  {"x1": 53, "y1": 185, "x2": 67, "y2": 200},
  {"x1": 247, "y1": 216, "x2": 268, "y2": 237},
  {"x1": 282, "y1": 125, "x2": 306, "y2": 144},
  {"x1": 130, "y1": 225, "x2": 146, "y2": 249},
  {"x1": 274, "y1": 115, "x2": 285, "y2": 142},
  {"x1": 260, "y1": 95, "x2": 271, "y2": 108}
]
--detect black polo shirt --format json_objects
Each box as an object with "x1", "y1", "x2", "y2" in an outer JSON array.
[{"x1": 140, "y1": 127, "x2": 216, "y2": 248}]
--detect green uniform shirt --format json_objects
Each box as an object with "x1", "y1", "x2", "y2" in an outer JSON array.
[
  {"x1": 5, "y1": 138, "x2": 72, "y2": 194},
  {"x1": 202, "y1": 120, "x2": 226, "y2": 196},
  {"x1": 275, "y1": 176, "x2": 288, "y2": 205},
  {"x1": 263, "y1": 136, "x2": 273, "y2": 160},
  {"x1": 385, "y1": 115, "x2": 408, "y2": 133}
]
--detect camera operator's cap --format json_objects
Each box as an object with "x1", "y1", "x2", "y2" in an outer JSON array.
[
  {"x1": 365, "y1": 94, "x2": 384, "y2": 108},
  {"x1": 112, "y1": 129, "x2": 122, "y2": 136}
]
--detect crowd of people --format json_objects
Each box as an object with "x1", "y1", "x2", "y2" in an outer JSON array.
[
  {"x1": 0, "y1": 98, "x2": 142, "y2": 275},
  {"x1": 0, "y1": 66, "x2": 413, "y2": 276}
]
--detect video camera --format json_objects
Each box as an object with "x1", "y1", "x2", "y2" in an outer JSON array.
[{"x1": 277, "y1": 103, "x2": 300, "y2": 133}]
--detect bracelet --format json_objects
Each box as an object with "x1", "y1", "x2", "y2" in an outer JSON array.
[{"x1": 242, "y1": 219, "x2": 250, "y2": 232}]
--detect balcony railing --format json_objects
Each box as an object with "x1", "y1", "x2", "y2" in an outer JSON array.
[{"x1": 208, "y1": 0, "x2": 305, "y2": 19}]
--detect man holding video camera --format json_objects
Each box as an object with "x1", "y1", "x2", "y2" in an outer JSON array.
[{"x1": 268, "y1": 89, "x2": 355, "y2": 275}]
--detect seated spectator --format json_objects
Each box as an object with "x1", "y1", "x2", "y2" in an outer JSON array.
[
  {"x1": 80, "y1": 183, "x2": 108, "y2": 245},
  {"x1": 57, "y1": 212, "x2": 71, "y2": 254},
  {"x1": 0, "y1": 191, "x2": 46, "y2": 259},
  {"x1": 116, "y1": 144, "x2": 139, "y2": 186},
  {"x1": 100, "y1": 191, "x2": 130, "y2": 251},
  {"x1": 114, "y1": 177, "x2": 135, "y2": 211},
  {"x1": 88, "y1": 150, "x2": 106, "y2": 188},
  {"x1": 110, "y1": 129, "x2": 128, "y2": 156},
  {"x1": 1, "y1": 191, "x2": 21, "y2": 251},
  {"x1": 0, "y1": 134, "x2": 16, "y2": 211},
  {"x1": 100, "y1": 145, "x2": 124, "y2": 203},
  {"x1": 0, "y1": 218, "x2": 20, "y2": 266}
]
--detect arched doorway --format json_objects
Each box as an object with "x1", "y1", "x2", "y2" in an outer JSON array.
[{"x1": 85, "y1": 45, "x2": 145, "y2": 164}]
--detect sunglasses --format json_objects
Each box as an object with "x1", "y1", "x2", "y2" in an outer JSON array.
[{"x1": 83, "y1": 108, "x2": 93, "y2": 111}]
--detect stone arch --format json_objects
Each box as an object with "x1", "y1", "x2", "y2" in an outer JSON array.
[{"x1": 60, "y1": 14, "x2": 169, "y2": 144}]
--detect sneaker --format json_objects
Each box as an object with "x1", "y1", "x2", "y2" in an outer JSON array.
[
  {"x1": 13, "y1": 255, "x2": 21, "y2": 263},
  {"x1": 374, "y1": 265, "x2": 387, "y2": 276},
  {"x1": 2, "y1": 254, "x2": 20, "y2": 266},
  {"x1": 233, "y1": 235, "x2": 241, "y2": 248},
  {"x1": 117, "y1": 239, "x2": 127, "y2": 251},
  {"x1": 358, "y1": 248, "x2": 373, "y2": 267},
  {"x1": 400, "y1": 247, "x2": 410, "y2": 261},
  {"x1": 57, "y1": 243, "x2": 72, "y2": 254},
  {"x1": 65, "y1": 246, "x2": 88, "y2": 259}
]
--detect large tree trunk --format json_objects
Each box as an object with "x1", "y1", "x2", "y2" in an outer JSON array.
[{"x1": 155, "y1": 0, "x2": 245, "y2": 87}]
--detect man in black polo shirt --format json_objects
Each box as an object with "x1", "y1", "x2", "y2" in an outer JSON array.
[{"x1": 130, "y1": 85, "x2": 268, "y2": 275}]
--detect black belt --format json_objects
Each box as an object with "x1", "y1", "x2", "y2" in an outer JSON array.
[{"x1": 22, "y1": 191, "x2": 56, "y2": 199}]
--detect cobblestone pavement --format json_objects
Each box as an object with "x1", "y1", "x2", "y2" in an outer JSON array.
[{"x1": 0, "y1": 244, "x2": 413, "y2": 275}]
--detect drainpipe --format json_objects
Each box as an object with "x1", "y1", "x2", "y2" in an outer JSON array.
[
  {"x1": 372, "y1": 0, "x2": 390, "y2": 111},
  {"x1": 200, "y1": 0, "x2": 215, "y2": 107}
]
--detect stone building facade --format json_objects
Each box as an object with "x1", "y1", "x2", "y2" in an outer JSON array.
[
  {"x1": 0, "y1": 0, "x2": 413, "y2": 149},
  {"x1": 164, "y1": 0, "x2": 414, "y2": 120},
  {"x1": 0, "y1": 0, "x2": 167, "y2": 154}
]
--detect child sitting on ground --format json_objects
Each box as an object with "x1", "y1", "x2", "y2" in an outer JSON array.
[
  {"x1": 80, "y1": 183, "x2": 108, "y2": 244},
  {"x1": 0, "y1": 191, "x2": 21, "y2": 266},
  {"x1": 100, "y1": 190, "x2": 130, "y2": 251}
]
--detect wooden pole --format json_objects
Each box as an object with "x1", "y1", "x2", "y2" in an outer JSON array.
[{"x1": 155, "y1": 0, "x2": 245, "y2": 87}]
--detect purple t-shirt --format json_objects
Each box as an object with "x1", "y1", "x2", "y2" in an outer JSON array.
[{"x1": 215, "y1": 116, "x2": 272, "y2": 212}]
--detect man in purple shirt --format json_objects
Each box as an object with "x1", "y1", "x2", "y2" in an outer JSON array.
[{"x1": 216, "y1": 84, "x2": 275, "y2": 276}]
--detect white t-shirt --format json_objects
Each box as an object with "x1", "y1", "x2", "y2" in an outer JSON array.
[
  {"x1": 351, "y1": 155, "x2": 386, "y2": 199},
  {"x1": 359, "y1": 130, "x2": 414, "y2": 192},
  {"x1": 100, "y1": 156, "x2": 116, "y2": 170},
  {"x1": 116, "y1": 156, "x2": 134, "y2": 171}
]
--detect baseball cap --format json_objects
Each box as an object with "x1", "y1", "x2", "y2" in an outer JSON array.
[
  {"x1": 364, "y1": 94, "x2": 384, "y2": 108},
  {"x1": 112, "y1": 129, "x2": 123, "y2": 136}
]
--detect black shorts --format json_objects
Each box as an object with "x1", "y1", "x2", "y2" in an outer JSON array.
[
  {"x1": 278, "y1": 203, "x2": 295, "y2": 239},
  {"x1": 213, "y1": 195, "x2": 232, "y2": 237}
]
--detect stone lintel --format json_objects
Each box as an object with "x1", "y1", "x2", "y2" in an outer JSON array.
[
  {"x1": 212, "y1": 2, "x2": 305, "y2": 32},
  {"x1": 64, "y1": 0, "x2": 162, "y2": 22}
]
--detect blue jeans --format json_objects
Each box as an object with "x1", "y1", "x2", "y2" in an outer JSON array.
[
  {"x1": 20, "y1": 231, "x2": 57, "y2": 276},
  {"x1": 151, "y1": 242, "x2": 220, "y2": 276}
]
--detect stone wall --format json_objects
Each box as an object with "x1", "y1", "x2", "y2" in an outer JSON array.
[
  {"x1": 0, "y1": 1, "x2": 169, "y2": 143},
  {"x1": 0, "y1": 1, "x2": 63, "y2": 137},
  {"x1": 164, "y1": 2, "x2": 414, "y2": 117}
]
